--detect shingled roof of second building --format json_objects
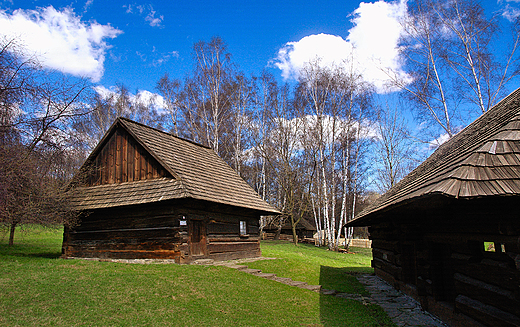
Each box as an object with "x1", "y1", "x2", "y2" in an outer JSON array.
[
  {"x1": 349, "y1": 87, "x2": 520, "y2": 226},
  {"x1": 70, "y1": 117, "x2": 279, "y2": 215}
]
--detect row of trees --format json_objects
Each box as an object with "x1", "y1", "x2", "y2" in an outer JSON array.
[
  {"x1": 153, "y1": 0, "x2": 520, "y2": 248},
  {"x1": 150, "y1": 38, "x2": 377, "y2": 249},
  {"x1": 2, "y1": 0, "x2": 519, "y2": 249}
]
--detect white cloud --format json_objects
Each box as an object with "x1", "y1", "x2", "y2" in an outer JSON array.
[
  {"x1": 275, "y1": 34, "x2": 355, "y2": 80},
  {"x1": 428, "y1": 132, "x2": 451, "y2": 150},
  {"x1": 136, "y1": 46, "x2": 179, "y2": 66},
  {"x1": 93, "y1": 85, "x2": 115, "y2": 99},
  {"x1": 124, "y1": 4, "x2": 163, "y2": 27},
  {"x1": 145, "y1": 9, "x2": 163, "y2": 27},
  {"x1": 274, "y1": 0, "x2": 410, "y2": 93},
  {"x1": 94, "y1": 86, "x2": 168, "y2": 114},
  {"x1": 83, "y1": 0, "x2": 94, "y2": 12},
  {"x1": 501, "y1": 4, "x2": 520, "y2": 21},
  {"x1": 0, "y1": 6, "x2": 121, "y2": 82},
  {"x1": 136, "y1": 89, "x2": 167, "y2": 110}
]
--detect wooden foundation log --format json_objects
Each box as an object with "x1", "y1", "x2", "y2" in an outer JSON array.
[{"x1": 455, "y1": 295, "x2": 520, "y2": 327}]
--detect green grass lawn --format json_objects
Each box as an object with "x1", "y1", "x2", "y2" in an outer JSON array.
[
  {"x1": 250, "y1": 240, "x2": 374, "y2": 295},
  {"x1": 0, "y1": 227, "x2": 395, "y2": 326}
]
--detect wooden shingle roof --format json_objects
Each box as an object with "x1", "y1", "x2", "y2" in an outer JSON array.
[
  {"x1": 349, "y1": 87, "x2": 520, "y2": 226},
  {"x1": 70, "y1": 118, "x2": 279, "y2": 214}
]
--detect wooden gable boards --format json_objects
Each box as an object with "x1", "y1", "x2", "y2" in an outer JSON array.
[{"x1": 86, "y1": 123, "x2": 172, "y2": 186}]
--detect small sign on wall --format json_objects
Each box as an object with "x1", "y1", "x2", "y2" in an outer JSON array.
[{"x1": 180, "y1": 220, "x2": 187, "y2": 226}]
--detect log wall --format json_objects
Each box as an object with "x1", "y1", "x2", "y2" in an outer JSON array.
[
  {"x1": 369, "y1": 217, "x2": 520, "y2": 327},
  {"x1": 62, "y1": 202, "x2": 185, "y2": 260},
  {"x1": 62, "y1": 200, "x2": 262, "y2": 263},
  {"x1": 202, "y1": 210, "x2": 261, "y2": 261}
]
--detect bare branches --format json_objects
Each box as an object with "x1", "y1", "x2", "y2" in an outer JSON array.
[
  {"x1": 0, "y1": 37, "x2": 90, "y2": 244},
  {"x1": 157, "y1": 74, "x2": 181, "y2": 136},
  {"x1": 394, "y1": 0, "x2": 520, "y2": 140},
  {"x1": 373, "y1": 105, "x2": 419, "y2": 192}
]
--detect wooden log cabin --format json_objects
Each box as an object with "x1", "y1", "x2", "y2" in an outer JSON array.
[
  {"x1": 262, "y1": 218, "x2": 316, "y2": 241},
  {"x1": 62, "y1": 117, "x2": 279, "y2": 263},
  {"x1": 347, "y1": 89, "x2": 520, "y2": 327}
]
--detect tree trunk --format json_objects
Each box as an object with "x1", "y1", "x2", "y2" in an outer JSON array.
[
  {"x1": 291, "y1": 214, "x2": 302, "y2": 246},
  {"x1": 9, "y1": 222, "x2": 17, "y2": 246},
  {"x1": 291, "y1": 222, "x2": 298, "y2": 246},
  {"x1": 274, "y1": 225, "x2": 282, "y2": 240}
]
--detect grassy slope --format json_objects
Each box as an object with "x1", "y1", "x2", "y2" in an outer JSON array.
[
  {"x1": 250, "y1": 240, "x2": 374, "y2": 294},
  {"x1": 0, "y1": 227, "x2": 395, "y2": 326}
]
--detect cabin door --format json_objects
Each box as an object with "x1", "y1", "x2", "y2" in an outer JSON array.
[{"x1": 189, "y1": 220, "x2": 206, "y2": 256}]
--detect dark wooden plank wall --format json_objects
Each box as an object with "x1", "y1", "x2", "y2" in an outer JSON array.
[
  {"x1": 63, "y1": 200, "x2": 262, "y2": 263},
  {"x1": 429, "y1": 233, "x2": 520, "y2": 327},
  {"x1": 205, "y1": 215, "x2": 261, "y2": 261},
  {"x1": 87, "y1": 127, "x2": 168, "y2": 186},
  {"x1": 369, "y1": 220, "x2": 520, "y2": 327},
  {"x1": 63, "y1": 203, "x2": 186, "y2": 260}
]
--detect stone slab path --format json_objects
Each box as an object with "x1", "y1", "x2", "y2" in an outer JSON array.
[
  {"x1": 209, "y1": 258, "x2": 448, "y2": 327},
  {"x1": 357, "y1": 275, "x2": 448, "y2": 327}
]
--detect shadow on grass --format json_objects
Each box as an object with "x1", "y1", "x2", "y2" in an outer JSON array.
[
  {"x1": 0, "y1": 250, "x2": 61, "y2": 259},
  {"x1": 319, "y1": 266, "x2": 372, "y2": 294},
  {"x1": 27, "y1": 252, "x2": 62, "y2": 259},
  {"x1": 319, "y1": 265, "x2": 391, "y2": 327},
  {"x1": 0, "y1": 244, "x2": 61, "y2": 259}
]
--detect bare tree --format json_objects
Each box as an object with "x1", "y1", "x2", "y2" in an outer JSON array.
[
  {"x1": 247, "y1": 72, "x2": 312, "y2": 245},
  {"x1": 392, "y1": 0, "x2": 520, "y2": 140},
  {"x1": 157, "y1": 74, "x2": 182, "y2": 136},
  {"x1": 373, "y1": 105, "x2": 419, "y2": 193},
  {"x1": 227, "y1": 72, "x2": 254, "y2": 175},
  {"x1": 74, "y1": 84, "x2": 167, "y2": 150},
  {"x1": 245, "y1": 72, "x2": 280, "y2": 237},
  {"x1": 0, "y1": 139, "x2": 81, "y2": 245},
  {"x1": 179, "y1": 37, "x2": 236, "y2": 156},
  {"x1": 0, "y1": 37, "x2": 90, "y2": 244},
  {"x1": 164, "y1": 37, "x2": 257, "y2": 175}
]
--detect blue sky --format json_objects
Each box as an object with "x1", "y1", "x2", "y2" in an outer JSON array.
[
  {"x1": 2, "y1": 0, "x2": 520, "y2": 111},
  {"x1": 0, "y1": 0, "x2": 371, "y2": 91}
]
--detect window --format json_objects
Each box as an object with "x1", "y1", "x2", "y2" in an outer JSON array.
[
  {"x1": 484, "y1": 241, "x2": 506, "y2": 253},
  {"x1": 239, "y1": 221, "x2": 247, "y2": 236},
  {"x1": 484, "y1": 241, "x2": 495, "y2": 252},
  {"x1": 179, "y1": 216, "x2": 187, "y2": 228}
]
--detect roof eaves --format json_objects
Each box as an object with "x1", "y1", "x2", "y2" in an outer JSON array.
[{"x1": 357, "y1": 90, "x2": 520, "y2": 221}]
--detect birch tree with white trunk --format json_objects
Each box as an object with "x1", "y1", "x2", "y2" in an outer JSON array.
[
  {"x1": 389, "y1": 0, "x2": 520, "y2": 142},
  {"x1": 299, "y1": 58, "x2": 373, "y2": 251}
]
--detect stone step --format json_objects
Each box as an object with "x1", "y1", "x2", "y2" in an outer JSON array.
[
  {"x1": 252, "y1": 272, "x2": 277, "y2": 279},
  {"x1": 286, "y1": 280, "x2": 308, "y2": 287},
  {"x1": 320, "y1": 289, "x2": 337, "y2": 295},
  {"x1": 299, "y1": 284, "x2": 322, "y2": 292},
  {"x1": 272, "y1": 277, "x2": 293, "y2": 284},
  {"x1": 242, "y1": 268, "x2": 262, "y2": 274},
  {"x1": 222, "y1": 264, "x2": 248, "y2": 270},
  {"x1": 223, "y1": 262, "x2": 323, "y2": 294},
  {"x1": 271, "y1": 277, "x2": 307, "y2": 287},
  {"x1": 191, "y1": 259, "x2": 215, "y2": 265}
]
